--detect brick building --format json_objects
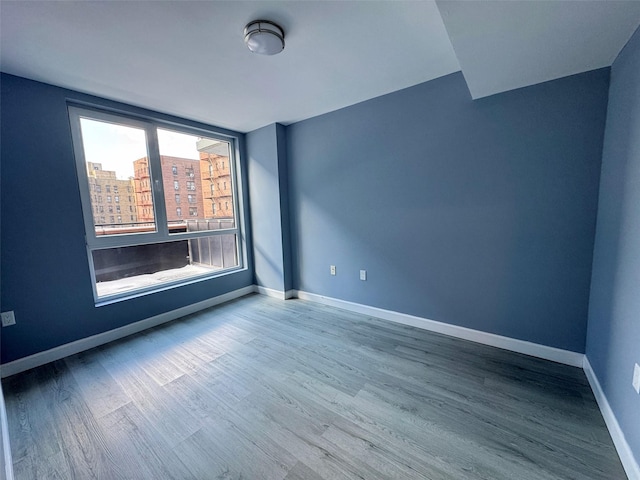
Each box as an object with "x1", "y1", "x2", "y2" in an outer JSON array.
[
  {"x1": 86, "y1": 162, "x2": 137, "y2": 227},
  {"x1": 133, "y1": 155, "x2": 205, "y2": 224},
  {"x1": 196, "y1": 138, "x2": 234, "y2": 220}
]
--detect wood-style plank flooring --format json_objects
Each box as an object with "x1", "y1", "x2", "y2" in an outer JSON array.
[{"x1": 2, "y1": 294, "x2": 626, "y2": 479}]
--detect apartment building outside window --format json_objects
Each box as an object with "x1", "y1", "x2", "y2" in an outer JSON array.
[{"x1": 69, "y1": 106, "x2": 243, "y2": 302}]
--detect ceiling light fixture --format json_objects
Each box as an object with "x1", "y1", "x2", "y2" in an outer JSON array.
[{"x1": 244, "y1": 20, "x2": 285, "y2": 55}]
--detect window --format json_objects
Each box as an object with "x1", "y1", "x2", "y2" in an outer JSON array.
[
  {"x1": 106, "y1": 185, "x2": 111, "y2": 193},
  {"x1": 172, "y1": 165, "x2": 178, "y2": 175},
  {"x1": 98, "y1": 205, "x2": 104, "y2": 213},
  {"x1": 95, "y1": 184, "x2": 102, "y2": 193},
  {"x1": 70, "y1": 106, "x2": 243, "y2": 302}
]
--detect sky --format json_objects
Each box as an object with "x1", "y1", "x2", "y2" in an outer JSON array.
[{"x1": 80, "y1": 119, "x2": 202, "y2": 179}]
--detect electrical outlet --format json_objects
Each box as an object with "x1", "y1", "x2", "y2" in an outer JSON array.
[
  {"x1": 330, "y1": 265, "x2": 336, "y2": 276},
  {"x1": 360, "y1": 270, "x2": 367, "y2": 281},
  {"x1": 1, "y1": 311, "x2": 16, "y2": 327},
  {"x1": 633, "y1": 363, "x2": 640, "y2": 394}
]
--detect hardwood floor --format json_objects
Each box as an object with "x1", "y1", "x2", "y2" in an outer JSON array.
[{"x1": 2, "y1": 294, "x2": 626, "y2": 479}]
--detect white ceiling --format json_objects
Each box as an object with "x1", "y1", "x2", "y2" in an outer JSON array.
[
  {"x1": 1, "y1": 1, "x2": 640, "y2": 133},
  {"x1": 0, "y1": 1, "x2": 459, "y2": 132},
  {"x1": 436, "y1": 0, "x2": 640, "y2": 99}
]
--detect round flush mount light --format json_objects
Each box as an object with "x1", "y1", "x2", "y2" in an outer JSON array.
[{"x1": 244, "y1": 20, "x2": 285, "y2": 55}]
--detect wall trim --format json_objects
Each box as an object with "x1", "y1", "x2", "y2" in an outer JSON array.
[
  {"x1": 0, "y1": 383, "x2": 14, "y2": 480},
  {"x1": 253, "y1": 285, "x2": 295, "y2": 300},
  {"x1": 0, "y1": 285, "x2": 255, "y2": 379},
  {"x1": 293, "y1": 290, "x2": 584, "y2": 368},
  {"x1": 583, "y1": 357, "x2": 640, "y2": 480}
]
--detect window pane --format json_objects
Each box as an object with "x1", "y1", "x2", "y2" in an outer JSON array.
[
  {"x1": 92, "y1": 234, "x2": 239, "y2": 298},
  {"x1": 157, "y1": 129, "x2": 235, "y2": 234},
  {"x1": 80, "y1": 118, "x2": 156, "y2": 235}
]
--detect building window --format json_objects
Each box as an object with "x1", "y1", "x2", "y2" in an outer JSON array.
[
  {"x1": 113, "y1": 185, "x2": 119, "y2": 193},
  {"x1": 185, "y1": 167, "x2": 194, "y2": 178},
  {"x1": 106, "y1": 185, "x2": 111, "y2": 193},
  {"x1": 95, "y1": 184, "x2": 102, "y2": 193},
  {"x1": 70, "y1": 106, "x2": 242, "y2": 301},
  {"x1": 212, "y1": 202, "x2": 216, "y2": 213},
  {"x1": 225, "y1": 202, "x2": 229, "y2": 210},
  {"x1": 221, "y1": 161, "x2": 225, "y2": 169},
  {"x1": 98, "y1": 206, "x2": 104, "y2": 213},
  {"x1": 172, "y1": 165, "x2": 178, "y2": 175},
  {"x1": 175, "y1": 194, "x2": 181, "y2": 204},
  {"x1": 115, "y1": 195, "x2": 119, "y2": 203}
]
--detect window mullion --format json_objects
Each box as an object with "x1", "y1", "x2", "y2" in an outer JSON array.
[{"x1": 146, "y1": 126, "x2": 169, "y2": 238}]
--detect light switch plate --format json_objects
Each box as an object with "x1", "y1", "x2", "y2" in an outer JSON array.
[{"x1": 360, "y1": 270, "x2": 367, "y2": 281}]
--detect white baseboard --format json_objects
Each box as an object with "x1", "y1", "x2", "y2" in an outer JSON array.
[
  {"x1": 583, "y1": 357, "x2": 639, "y2": 480},
  {"x1": 0, "y1": 383, "x2": 14, "y2": 480},
  {"x1": 0, "y1": 285, "x2": 255, "y2": 379},
  {"x1": 253, "y1": 285, "x2": 295, "y2": 300},
  {"x1": 293, "y1": 290, "x2": 584, "y2": 368}
]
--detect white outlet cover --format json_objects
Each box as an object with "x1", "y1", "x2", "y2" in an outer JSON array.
[
  {"x1": 360, "y1": 270, "x2": 367, "y2": 281},
  {"x1": 330, "y1": 265, "x2": 336, "y2": 276},
  {"x1": 633, "y1": 363, "x2": 640, "y2": 394},
  {"x1": 1, "y1": 311, "x2": 16, "y2": 327}
]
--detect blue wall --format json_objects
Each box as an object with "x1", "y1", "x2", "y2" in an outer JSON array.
[
  {"x1": 587, "y1": 26, "x2": 640, "y2": 464},
  {"x1": 287, "y1": 69, "x2": 610, "y2": 353},
  {"x1": 246, "y1": 123, "x2": 292, "y2": 293},
  {"x1": 0, "y1": 74, "x2": 254, "y2": 364}
]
